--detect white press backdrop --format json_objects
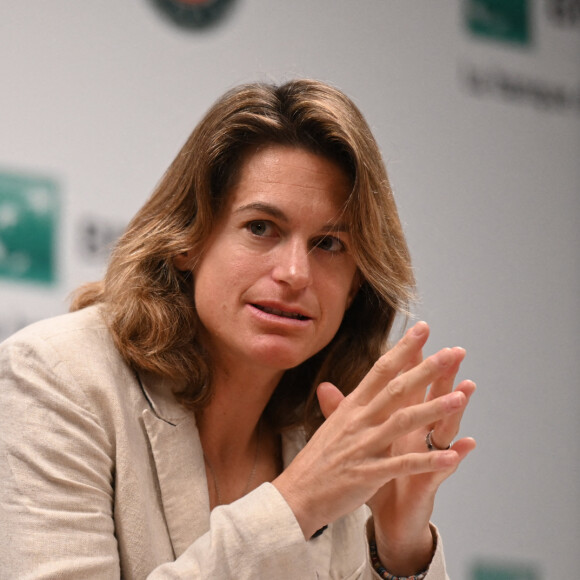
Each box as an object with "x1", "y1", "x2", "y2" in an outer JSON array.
[{"x1": 1, "y1": 2, "x2": 578, "y2": 578}]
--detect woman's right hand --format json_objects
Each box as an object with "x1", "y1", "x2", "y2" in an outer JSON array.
[{"x1": 273, "y1": 321, "x2": 474, "y2": 542}]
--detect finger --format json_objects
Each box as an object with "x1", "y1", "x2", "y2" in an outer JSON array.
[
  {"x1": 381, "y1": 389, "x2": 468, "y2": 443},
  {"x1": 423, "y1": 436, "x2": 477, "y2": 487},
  {"x1": 317, "y1": 382, "x2": 345, "y2": 419},
  {"x1": 400, "y1": 341, "x2": 424, "y2": 374},
  {"x1": 426, "y1": 347, "x2": 466, "y2": 403},
  {"x1": 376, "y1": 447, "x2": 461, "y2": 482},
  {"x1": 428, "y1": 380, "x2": 476, "y2": 449},
  {"x1": 371, "y1": 347, "x2": 461, "y2": 419},
  {"x1": 449, "y1": 436, "x2": 477, "y2": 458},
  {"x1": 349, "y1": 321, "x2": 430, "y2": 406},
  {"x1": 399, "y1": 343, "x2": 425, "y2": 406}
]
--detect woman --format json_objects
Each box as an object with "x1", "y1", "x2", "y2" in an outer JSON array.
[{"x1": 0, "y1": 79, "x2": 476, "y2": 579}]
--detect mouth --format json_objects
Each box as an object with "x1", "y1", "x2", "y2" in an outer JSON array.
[{"x1": 252, "y1": 304, "x2": 311, "y2": 321}]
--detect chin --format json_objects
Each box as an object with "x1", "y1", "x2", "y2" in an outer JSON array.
[
  {"x1": 248, "y1": 340, "x2": 318, "y2": 372},
  {"x1": 255, "y1": 350, "x2": 309, "y2": 372}
]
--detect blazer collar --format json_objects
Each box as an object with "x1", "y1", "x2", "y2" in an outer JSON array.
[{"x1": 139, "y1": 372, "x2": 210, "y2": 557}]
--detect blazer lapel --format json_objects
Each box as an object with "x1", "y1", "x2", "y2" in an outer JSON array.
[{"x1": 139, "y1": 373, "x2": 211, "y2": 557}]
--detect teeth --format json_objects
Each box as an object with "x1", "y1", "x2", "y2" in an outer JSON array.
[{"x1": 256, "y1": 305, "x2": 307, "y2": 320}]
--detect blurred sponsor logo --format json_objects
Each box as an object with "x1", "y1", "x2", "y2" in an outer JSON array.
[
  {"x1": 460, "y1": 63, "x2": 580, "y2": 114},
  {"x1": 78, "y1": 216, "x2": 126, "y2": 262},
  {"x1": 472, "y1": 560, "x2": 540, "y2": 580},
  {"x1": 0, "y1": 172, "x2": 59, "y2": 285},
  {"x1": 461, "y1": 0, "x2": 580, "y2": 113},
  {"x1": 545, "y1": 0, "x2": 580, "y2": 27},
  {"x1": 150, "y1": 0, "x2": 236, "y2": 29},
  {"x1": 464, "y1": 0, "x2": 532, "y2": 46}
]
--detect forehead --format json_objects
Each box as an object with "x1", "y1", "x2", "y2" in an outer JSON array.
[{"x1": 226, "y1": 145, "x2": 353, "y2": 217}]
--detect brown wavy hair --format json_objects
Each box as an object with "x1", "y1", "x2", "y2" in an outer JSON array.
[{"x1": 71, "y1": 79, "x2": 415, "y2": 435}]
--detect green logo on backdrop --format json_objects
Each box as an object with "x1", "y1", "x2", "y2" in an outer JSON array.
[
  {"x1": 465, "y1": 0, "x2": 532, "y2": 45},
  {"x1": 472, "y1": 561, "x2": 540, "y2": 580},
  {"x1": 150, "y1": 0, "x2": 236, "y2": 30},
  {"x1": 0, "y1": 172, "x2": 59, "y2": 284}
]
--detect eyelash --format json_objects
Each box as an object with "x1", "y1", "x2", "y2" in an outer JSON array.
[
  {"x1": 245, "y1": 220, "x2": 346, "y2": 253},
  {"x1": 247, "y1": 220, "x2": 274, "y2": 237},
  {"x1": 313, "y1": 235, "x2": 345, "y2": 253}
]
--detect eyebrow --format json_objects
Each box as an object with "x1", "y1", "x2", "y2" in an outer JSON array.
[
  {"x1": 234, "y1": 202, "x2": 350, "y2": 232},
  {"x1": 234, "y1": 202, "x2": 288, "y2": 222}
]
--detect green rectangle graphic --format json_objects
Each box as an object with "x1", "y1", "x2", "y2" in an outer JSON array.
[
  {"x1": 464, "y1": 0, "x2": 531, "y2": 46},
  {"x1": 0, "y1": 172, "x2": 59, "y2": 284},
  {"x1": 472, "y1": 560, "x2": 540, "y2": 580}
]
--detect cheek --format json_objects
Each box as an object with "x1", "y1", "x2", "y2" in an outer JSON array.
[
  {"x1": 347, "y1": 271, "x2": 362, "y2": 306},
  {"x1": 194, "y1": 248, "x2": 260, "y2": 305},
  {"x1": 335, "y1": 262, "x2": 360, "y2": 302},
  {"x1": 321, "y1": 271, "x2": 359, "y2": 321}
]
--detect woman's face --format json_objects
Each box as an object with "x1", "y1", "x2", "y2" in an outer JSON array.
[{"x1": 178, "y1": 145, "x2": 360, "y2": 376}]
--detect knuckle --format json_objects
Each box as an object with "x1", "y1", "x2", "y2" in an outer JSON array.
[
  {"x1": 396, "y1": 454, "x2": 413, "y2": 473},
  {"x1": 372, "y1": 353, "x2": 396, "y2": 378},
  {"x1": 425, "y1": 355, "x2": 440, "y2": 375},
  {"x1": 391, "y1": 408, "x2": 414, "y2": 432},
  {"x1": 341, "y1": 406, "x2": 365, "y2": 436},
  {"x1": 430, "y1": 451, "x2": 444, "y2": 469},
  {"x1": 342, "y1": 416, "x2": 360, "y2": 437},
  {"x1": 386, "y1": 377, "x2": 405, "y2": 400}
]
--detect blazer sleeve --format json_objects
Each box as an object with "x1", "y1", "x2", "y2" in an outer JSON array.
[
  {"x1": 0, "y1": 331, "x2": 122, "y2": 579},
  {"x1": 149, "y1": 484, "x2": 321, "y2": 578}
]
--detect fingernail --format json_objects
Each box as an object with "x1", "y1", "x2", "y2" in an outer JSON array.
[
  {"x1": 447, "y1": 391, "x2": 465, "y2": 409},
  {"x1": 412, "y1": 321, "x2": 428, "y2": 336},
  {"x1": 463, "y1": 380, "x2": 477, "y2": 395},
  {"x1": 435, "y1": 348, "x2": 453, "y2": 367}
]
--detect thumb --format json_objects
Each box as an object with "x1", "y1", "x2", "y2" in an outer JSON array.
[{"x1": 317, "y1": 382, "x2": 345, "y2": 419}]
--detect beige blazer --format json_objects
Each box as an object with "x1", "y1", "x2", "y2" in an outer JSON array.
[{"x1": 0, "y1": 306, "x2": 448, "y2": 579}]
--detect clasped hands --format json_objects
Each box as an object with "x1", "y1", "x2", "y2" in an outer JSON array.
[{"x1": 274, "y1": 321, "x2": 476, "y2": 575}]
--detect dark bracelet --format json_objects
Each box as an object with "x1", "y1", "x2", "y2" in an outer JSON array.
[{"x1": 368, "y1": 539, "x2": 428, "y2": 580}]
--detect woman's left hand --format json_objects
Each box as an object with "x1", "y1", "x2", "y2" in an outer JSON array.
[{"x1": 317, "y1": 330, "x2": 476, "y2": 576}]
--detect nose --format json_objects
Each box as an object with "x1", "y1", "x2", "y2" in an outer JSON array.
[{"x1": 272, "y1": 239, "x2": 312, "y2": 289}]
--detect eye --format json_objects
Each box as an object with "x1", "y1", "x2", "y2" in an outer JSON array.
[
  {"x1": 247, "y1": 220, "x2": 274, "y2": 237},
  {"x1": 313, "y1": 235, "x2": 345, "y2": 253}
]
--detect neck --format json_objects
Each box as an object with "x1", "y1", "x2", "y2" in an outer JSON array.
[
  {"x1": 197, "y1": 366, "x2": 284, "y2": 507},
  {"x1": 197, "y1": 363, "x2": 282, "y2": 461}
]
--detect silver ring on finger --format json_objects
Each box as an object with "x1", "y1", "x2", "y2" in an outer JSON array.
[{"x1": 425, "y1": 429, "x2": 452, "y2": 451}]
